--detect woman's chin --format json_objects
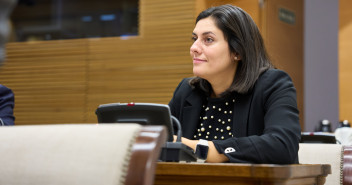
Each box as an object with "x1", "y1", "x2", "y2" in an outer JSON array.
[
  {"x1": 192, "y1": 70, "x2": 202, "y2": 77},
  {"x1": 193, "y1": 71, "x2": 207, "y2": 79}
]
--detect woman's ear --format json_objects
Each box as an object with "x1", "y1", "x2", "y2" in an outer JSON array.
[{"x1": 233, "y1": 53, "x2": 241, "y2": 61}]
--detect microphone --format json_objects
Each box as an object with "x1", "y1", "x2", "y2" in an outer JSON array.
[{"x1": 171, "y1": 116, "x2": 182, "y2": 142}]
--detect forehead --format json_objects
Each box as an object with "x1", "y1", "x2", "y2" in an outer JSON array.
[{"x1": 193, "y1": 17, "x2": 222, "y2": 34}]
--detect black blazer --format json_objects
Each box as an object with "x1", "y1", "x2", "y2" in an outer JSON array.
[
  {"x1": 0, "y1": 85, "x2": 15, "y2": 125},
  {"x1": 169, "y1": 69, "x2": 301, "y2": 164}
]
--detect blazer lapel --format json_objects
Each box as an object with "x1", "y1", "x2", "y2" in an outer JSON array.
[
  {"x1": 233, "y1": 92, "x2": 252, "y2": 137},
  {"x1": 182, "y1": 92, "x2": 204, "y2": 138}
]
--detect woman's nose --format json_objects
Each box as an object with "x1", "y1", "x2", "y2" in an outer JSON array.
[{"x1": 190, "y1": 41, "x2": 201, "y2": 54}]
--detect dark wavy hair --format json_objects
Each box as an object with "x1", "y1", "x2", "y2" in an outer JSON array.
[{"x1": 189, "y1": 4, "x2": 274, "y2": 95}]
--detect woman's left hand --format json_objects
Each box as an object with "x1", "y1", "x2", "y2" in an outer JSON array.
[{"x1": 172, "y1": 135, "x2": 229, "y2": 163}]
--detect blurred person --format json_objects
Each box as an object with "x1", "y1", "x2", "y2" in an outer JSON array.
[
  {"x1": 169, "y1": 5, "x2": 301, "y2": 163},
  {"x1": 0, "y1": 0, "x2": 17, "y2": 125},
  {"x1": 0, "y1": 85, "x2": 14, "y2": 125},
  {"x1": 0, "y1": 0, "x2": 16, "y2": 65}
]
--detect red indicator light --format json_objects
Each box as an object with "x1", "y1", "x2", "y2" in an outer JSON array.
[{"x1": 127, "y1": 102, "x2": 135, "y2": 106}]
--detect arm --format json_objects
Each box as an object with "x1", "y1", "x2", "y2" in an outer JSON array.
[
  {"x1": 173, "y1": 135, "x2": 229, "y2": 162},
  {"x1": 169, "y1": 72, "x2": 301, "y2": 164},
  {"x1": 212, "y1": 70, "x2": 301, "y2": 164},
  {"x1": 169, "y1": 79, "x2": 228, "y2": 163}
]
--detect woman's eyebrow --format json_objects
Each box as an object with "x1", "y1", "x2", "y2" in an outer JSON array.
[{"x1": 192, "y1": 31, "x2": 216, "y2": 36}]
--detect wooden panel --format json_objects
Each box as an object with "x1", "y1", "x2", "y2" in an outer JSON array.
[
  {"x1": 0, "y1": 0, "x2": 195, "y2": 125},
  {"x1": 1, "y1": 0, "x2": 196, "y2": 125},
  {"x1": 3, "y1": 0, "x2": 302, "y2": 126},
  {"x1": 339, "y1": 0, "x2": 352, "y2": 122},
  {"x1": 0, "y1": 40, "x2": 87, "y2": 125},
  {"x1": 86, "y1": 0, "x2": 195, "y2": 122},
  {"x1": 203, "y1": 0, "x2": 260, "y2": 26},
  {"x1": 263, "y1": 0, "x2": 304, "y2": 128}
]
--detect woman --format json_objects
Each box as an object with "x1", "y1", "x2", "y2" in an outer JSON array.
[
  {"x1": 0, "y1": 0, "x2": 16, "y2": 126},
  {"x1": 169, "y1": 5, "x2": 301, "y2": 164}
]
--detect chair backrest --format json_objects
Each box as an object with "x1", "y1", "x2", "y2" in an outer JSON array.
[
  {"x1": 299, "y1": 143, "x2": 343, "y2": 185},
  {"x1": 0, "y1": 124, "x2": 167, "y2": 185},
  {"x1": 343, "y1": 146, "x2": 352, "y2": 185},
  {"x1": 125, "y1": 125, "x2": 167, "y2": 185}
]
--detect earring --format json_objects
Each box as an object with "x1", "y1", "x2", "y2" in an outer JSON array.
[{"x1": 234, "y1": 56, "x2": 238, "y2": 60}]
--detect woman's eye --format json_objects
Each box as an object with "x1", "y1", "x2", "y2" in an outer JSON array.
[
  {"x1": 191, "y1": 37, "x2": 197, "y2": 42},
  {"x1": 205, "y1": 37, "x2": 214, "y2": 43}
]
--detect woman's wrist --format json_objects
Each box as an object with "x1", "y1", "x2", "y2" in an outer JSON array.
[
  {"x1": 181, "y1": 137, "x2": 198, "y2": 150},
  {"x1": 173, "y1": 135, "x2": 197, "y2": 150},
  {"x1": 173, "y1": 136, "x2": 228, "y2": 162}
]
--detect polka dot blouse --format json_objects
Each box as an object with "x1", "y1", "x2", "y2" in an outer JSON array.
[{"x1": 194, "y1": 96, "x2": 235, "y2": 140}]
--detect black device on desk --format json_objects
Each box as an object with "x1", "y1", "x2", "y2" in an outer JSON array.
[
  {"x1": 300, "y1": 132, "x2": 336, "y2": 144},
  {"x1": 95, "y1": 102, "x2": 197, "y2": 162}
]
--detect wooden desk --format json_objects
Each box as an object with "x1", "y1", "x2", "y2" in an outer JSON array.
[{"x1": 155, "y1": 162, "x2": 331, "y2": 185}]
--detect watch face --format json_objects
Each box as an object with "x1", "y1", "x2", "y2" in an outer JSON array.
[{"x1": 195, "y1": 144, "x2": 209, "y2": 160}]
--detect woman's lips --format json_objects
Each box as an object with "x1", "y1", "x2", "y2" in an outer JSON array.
[{"x1": 193, "y1": 58, "x2": 206, "y2": 64}]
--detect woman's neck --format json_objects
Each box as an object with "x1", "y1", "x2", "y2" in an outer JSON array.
[
  {"x1": 210, "y1": 80, "x2": 232, "y2": 98},
  {"x1": 206, "y1": 60, "x2": 239, "y2": 98},
  {"x1": 209, "y1": 68, "x2": 238, "y2": 98}
]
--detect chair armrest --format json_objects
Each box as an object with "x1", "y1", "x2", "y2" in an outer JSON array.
[
  {"x1": 343, "y1": 146, "x2": 352, "y2": 185},
  {"x1": 125, "y1": 126, "x2": 167, "y2": 185}
]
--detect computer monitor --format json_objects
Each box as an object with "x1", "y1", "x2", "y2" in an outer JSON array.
[{"x1": 95, "y1": 102, "x2": 174, "y2": 142}]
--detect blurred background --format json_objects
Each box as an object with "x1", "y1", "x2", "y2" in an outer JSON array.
[{"x1": 0, "y1": 0, "x2": 350, "y2": 132}]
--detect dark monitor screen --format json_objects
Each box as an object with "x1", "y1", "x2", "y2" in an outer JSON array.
[{"x1": 95, "y1": 102, "x2": 174, "y2": 142}]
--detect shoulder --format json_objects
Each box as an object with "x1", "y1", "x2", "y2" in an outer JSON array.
[
  {"x1": 169, "y1": 77, "x2": 201, "y2": 117},
  {"x1": 0, "y1": 85, "x2": 14, "y2": 99},
  {"x1": 259, "y1": 69, "x2": 292, "y2": 82},
  {"x1": 252, "y1": 69, "x2": 297, "y2": 105},
  {"x1": 0, "y1": 84, "x2": 11, "y2": 91},
  {"x1": 173, "y1": 78, "x2": 194, "y2": 95},
  {"x1": 252, "y1": 69, "x2": 296, "y2": 99},
  {"x1": 255, "y1": 69, "x2": 294, "y2": 90},
  {"x1": 0, "y1": 85, "x2": 14, "y2": 107},
  {"x1": 169, "y1": 77, "x2": 205, "y2": 105},
  {"x1": 0, "y1": 85, "x2": 14, "y2": 109}
]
